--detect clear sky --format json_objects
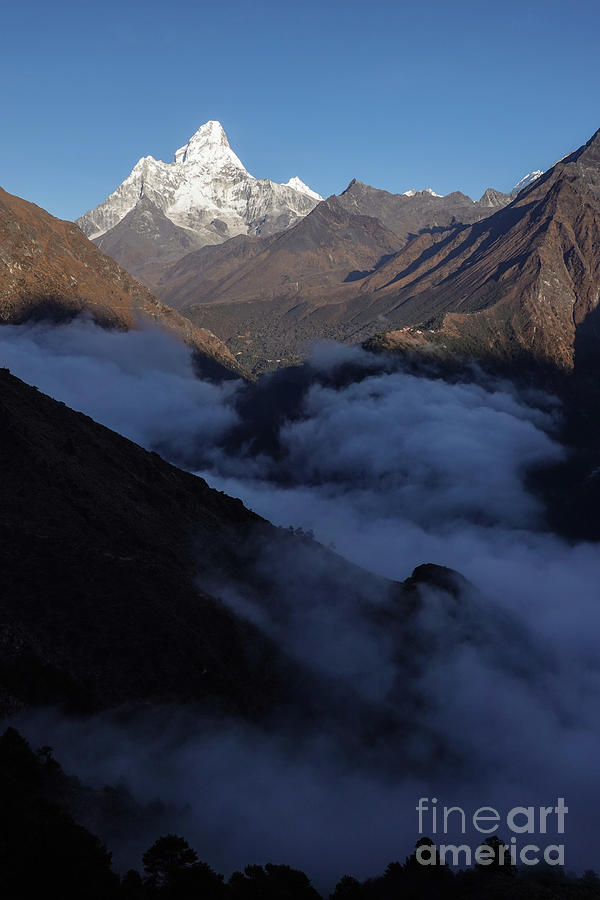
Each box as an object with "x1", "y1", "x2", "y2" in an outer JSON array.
[{"x1": 2, "y1": 0, "x2": 599, "y2": 221}]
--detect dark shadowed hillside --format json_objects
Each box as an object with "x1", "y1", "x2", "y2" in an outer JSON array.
[
  {"x1": 0, "y1": 366, "x2": 278, "y2": 715},
  {"x1": 0, "y1": 365, "x2": 470, "y2": 721}
]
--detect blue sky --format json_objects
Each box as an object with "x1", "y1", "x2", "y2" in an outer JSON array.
[{"x1": 2, "y1": 0, "x2": 599, "y2": 221}]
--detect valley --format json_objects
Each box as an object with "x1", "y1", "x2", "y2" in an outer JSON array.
[{"x1": 2, "y1": 62, "x2": 600, "y2": 893}]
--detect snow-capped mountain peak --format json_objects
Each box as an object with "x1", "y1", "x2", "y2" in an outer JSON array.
[
  {"x1": 403, "y1": 187, "x2": 443, "y2": 198},
  {"x1": 173, "y1": 120, "x2": 247, "y2": 172},
  {"x1": 511, "y1": 170, "x2": 544, "y2": 194},
  {"x1": 285, "y1": 177, "x2": 323, "y2": 202},
  {"x1": 77, "y1": 121, "x2": 322, "y2": 247}
]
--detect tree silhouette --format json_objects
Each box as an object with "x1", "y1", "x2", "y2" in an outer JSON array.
[
  {"x1": 0, "y1": 727, "x2": 119, "y2": 899},
  {"x1": 229, "y1": 862, "x2": 321, "y2": 900},
  {"x1": 120, "y1": 869, "x2": 145, "y2": 898},
  {"x1": 143, "y1": 834, "x2": 198, "y2": 889},
  {"x1": 476, "y1": 835, "x2": 514, "y2": 871},
  {"x1": 4, "y1": 730, "x2": 600, "y2": 900},
  {"x1": 330, "y1": 874, "x2": 363, "y2": 900}
]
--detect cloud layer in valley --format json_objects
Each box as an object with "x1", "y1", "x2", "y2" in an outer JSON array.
[{"x1": 3, "y1": 319, "x2": 600, "y2": 882}]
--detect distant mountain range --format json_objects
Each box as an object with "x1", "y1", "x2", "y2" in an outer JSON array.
[
  {"x1": 5, "y1": 119, "x2": 598, "y2": 382},
  {"x1": 80, "y1": 122, "x2": 589, "y2": 379},
  {"x1": 76, "y1": 121, "x2": 543, "y2": 298},
  {"x1": 362, "y1": 130, "x2": 600, "y2": 374},
  {"x1": 77, "y1": 121, "x2": 322, "y2": 284}
]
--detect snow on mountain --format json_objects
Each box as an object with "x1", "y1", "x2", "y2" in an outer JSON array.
[
  {"x1": 172, "y1": 120, "x2": 245, "y2": 169},
  {"x1": 511, "y1": 170, "x2": 544, "y2": 194},
  {"x1": 402, "y1": 187, "x2": 443, "y2": 198},
  {"x1": 285, "y1": 177, "x2": 323, "y2": 202},
  {"x1": 77, "y1": 122, "x2": 321, "y2": 246}
]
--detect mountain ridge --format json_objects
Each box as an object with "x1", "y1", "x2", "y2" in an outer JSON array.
[
  {"x1": 335, "y1": 178, "x2": 513, "y2": 240},
  {"x1": 363, "y1": 127, "x2": 600, "y2": 371},
  {"x1": 0, "y1": 185, "x2": 244, "y2": 378},
  {"x1": 0, "y1": 364, "x2": 467, "y2": 717},
  {"x1": 154, "y1": 128, "x2": 600, "y2": 374},
  {"x1": 77, "y1": 121, "x2": 322, "y2": 274},
  {"x1": 79, "y1": 121, "x2": 542, "y2": 294}
]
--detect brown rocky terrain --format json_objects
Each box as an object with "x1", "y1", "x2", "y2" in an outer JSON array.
[
  {"x1": 362, "y1": 127, "x2": 600, "y2": 372},
  {"x1": 334, "y1": 179, "x2": 511, "y2": 240},
  {"x1": 0, "y1": 186, "x2": 244, "y2": 378},
  {"x1": 91, "y1": 179, "x2": 511, "y2": 373},
  {"x1": 93, "y1": 196, "x2": 207, "y2": 288},
  {"x1": 155, "y1": 128, "x2": 600, "y2": 375},
  {"x1": 132, "y1": 182, "x2": 520, "y2": 373},
  {"x1": 157, "y1": 197, "x2": 405, "y2": 306},
  {"x1": 119, "y1": 180, "x2": 510, "y2": 299},
  {"x1": 152, "y1": 197, "x2": 408, "y2": 370}
]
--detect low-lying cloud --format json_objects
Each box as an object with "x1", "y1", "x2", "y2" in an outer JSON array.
[
  {"x1": 0, "y1": 318, "x2": 238, "y2": 453},
  {"x1": 3, "y1": 319, "x2": 600, "y2": 882}
]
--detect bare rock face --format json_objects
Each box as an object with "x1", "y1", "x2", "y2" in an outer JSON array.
[
  {"x1": 76, "y1": 121, "x2": 322, "y2": 281},
  {"x1": 364, "y1": 127, "x2": 600, "y2": 372},
  {"x1": 157, "y1": 197, "x2": 406, "y2": 306},
  {"x1": 0, "y1": 185, "x2": 244, "y2": 378},
  {"x1": 164, "y1": 127, "x2": 600, "y2": 376},
  {"x1": 142, "y1": 178, "x2": 522, "y2": 373},
  {"x1": 335, "y1": 178, "x2": 512, "y2": 239},
  {"x1": 149, "y1": 196, "x2": 408, "y2": 371}
]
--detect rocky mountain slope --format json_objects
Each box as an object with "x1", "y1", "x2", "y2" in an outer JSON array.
[
  {"x1": 0, "y1": 186, "x2": 243, "y2": 378},
  {"x1": 158, "y1": 196, "x2": 405, "y2": 306},
  {"x1": 0, "y1": 366, "x2": 277, "y2": 715},
  {"x1": 155, "y1": 197, "x2": 407, "y2": 369},
  {"x1": 334, "y1": 178, "x2": 512, "y2": 240},
  {"x1": 153, "y1": 130, "x2": 598, "y2": 374},
  {"x1": 77, "y1": 121, "x2": 322, "y2": 282},
  {"x1": 361, "y1": 127, "x2": 600, "y2": 372},
  {"x1": 0, "y1": 365, "x2": 466, "y2": 719},
  {"x1": 154, "y1": 179, "x2": 515, "y2": 306},
  {"x1": 125, "y1": 179, "x2": 516, "y2": 300}
]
